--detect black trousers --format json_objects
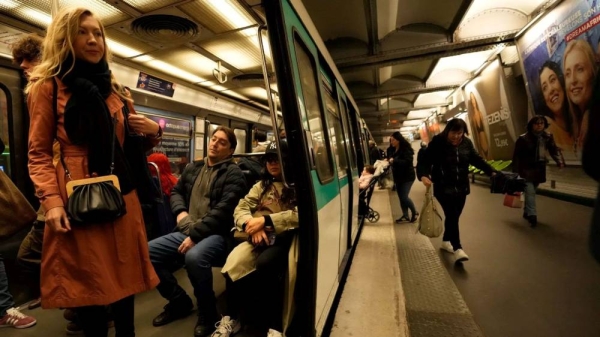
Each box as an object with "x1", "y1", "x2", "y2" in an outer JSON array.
[
  {"x1": 76, "y1": 295, "x2": 134, "y2": 337},
  {"x1": 435, "y1": 192, "x2": 467, "y2": 251},
  {"x1": 226, "y1": 236, "x2": 291, "y2": 332}
]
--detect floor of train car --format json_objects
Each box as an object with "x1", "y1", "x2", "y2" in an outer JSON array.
[
  {"x1": 395, "y1": 181, "x2": 599, "y2": 337},
  {"x1": 8, "y1": 269, "x2": 270, "y2": 337}
]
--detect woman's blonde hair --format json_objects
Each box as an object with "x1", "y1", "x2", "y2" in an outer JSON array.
[
  {"x1": 562, "y1": 39, "x2": 598, "y2": 131},
  {"x1": 25, "y1": 7, "x2": 127, "y2": 99}
]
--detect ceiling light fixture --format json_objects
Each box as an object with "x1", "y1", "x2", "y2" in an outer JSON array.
[
  {"x1": 206, "y1": 0, "x2": 253, "y2": 29},
  {"x1": 146, "y1": 60, "x2": 206, "y2": 83},
  {"x1": 106, "y1": 38, "x2": 143, "y2": 58}
]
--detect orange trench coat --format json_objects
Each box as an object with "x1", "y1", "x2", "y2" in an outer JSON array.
[{"x1": 28, "y1": 78, "x2": 159, "y2": 309}]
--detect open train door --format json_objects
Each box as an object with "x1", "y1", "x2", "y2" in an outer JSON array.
[{"x1": 263, "y1": 0, "x2": 321, "y2": 336}]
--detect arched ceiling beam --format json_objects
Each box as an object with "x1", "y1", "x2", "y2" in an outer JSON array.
[
  {"x1": 338, "y1": 37, "x2": 514, "y2": 72},
  {"x1": 398, "y1": 23, "x2": 448, "y2": 36},
  {"x1": 360, "y1": 103, "x2": 448, "y2": 117},
  {"x1": 355, "y1": 83, "x2": 459, "y2": 101},
  {"x1": 448, "y1": 0, "x2": 475, "y2": 42},
  {"x1": 324, "y1": 37, "x2": 370, "y2": 59},
  {"x1": 363, "y1": 0, "x2": 379, "y2": 55}
]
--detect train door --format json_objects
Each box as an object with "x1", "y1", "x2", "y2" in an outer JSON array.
[
  {"x1": 0, "y1": 66, "x2": 30, "y2": 197},
  {"x1": 320, "y1": 71, "x2": 350, "y2": 276},
  {"x1": 336, "y1": 87, "x2": 360, "y2": 246}
]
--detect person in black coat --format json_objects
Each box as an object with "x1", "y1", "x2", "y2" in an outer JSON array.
[
  {"x1": 417, "y1": 141, "x2": 427, "y2": 164},
  {"x1": 390, "y1": 132, "x2": 418, "y2": 223},
  {"x1": 369, "y1": 140, "x2": 381, "y2": 165},
  {"x1": 417, "y1": 119, "x2": 496, "y2": 264},
  {"x1": 585, "y1": 76, "x2": 600, "y2": 263},
  {"x1": 512, "y1": 115, "x2": 564, "y2": 227},
  {"x1": 148, "y1": 126, "x2": 247, "y2": 337}
]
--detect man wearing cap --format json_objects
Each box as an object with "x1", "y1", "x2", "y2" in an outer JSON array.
[{"x1": 148, "y1": 126, "x2": 247, "y2": 337}]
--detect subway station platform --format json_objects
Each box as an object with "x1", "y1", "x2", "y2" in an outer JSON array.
[
  {"x1": 8, "y1": 181, "x2": 599, "y2": 337},
  {"x1": 331, "y1": 180, "x2": 598, "y2": 337}
]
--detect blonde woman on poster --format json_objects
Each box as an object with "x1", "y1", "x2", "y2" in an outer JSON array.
[
  {"x1": 468, "y1": 92, "x2": 491, "y2": 160},
  {"x1": 563, "y1": 39, "x2": 598, "y2": 156}
]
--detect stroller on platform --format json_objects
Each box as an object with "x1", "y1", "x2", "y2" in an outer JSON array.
[{"x1": 359, "y1": 165, "x2": 390, "y2": 223}]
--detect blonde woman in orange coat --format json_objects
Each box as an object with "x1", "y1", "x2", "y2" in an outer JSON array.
[{"x1": 26, "y1": 7, "x2": 159, "y2": 337}]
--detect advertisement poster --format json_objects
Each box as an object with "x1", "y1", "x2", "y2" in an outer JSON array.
[
  {"x1": 517, "y1": 0, "x2": 598, "y2": 164},
  {"x1": 136, "y1": 72, "x2": 176, "y2": 97},
  {"x1": 153, "y1": 137, "x2": 191, "y2": 163},
  {"x1": 465, "y1": 60, "x2": 518, "y2": 161},
  {"x1": 143, "y1": 114, "x2": 191, "y2": 137}
]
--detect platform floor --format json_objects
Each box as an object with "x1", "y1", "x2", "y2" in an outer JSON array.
[{"x1": 390, "y1": 181, "x2": 599, "y2": 337}]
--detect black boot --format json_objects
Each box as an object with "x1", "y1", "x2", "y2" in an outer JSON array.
[
  {"x1": 527, "y1": 215, "x2": 537, "y2": 227},
  {"x1": 194, "y1": 312, "x2": 218, "y2": 337},
  {"x1": 152, "y1": 294, "x2": 194, "y2": 327}
]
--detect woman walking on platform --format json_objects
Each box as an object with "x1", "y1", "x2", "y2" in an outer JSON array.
[
  {"x1": 416, "y1": 119, "x2": 495, "y2": 264},
  {"x1": 26, "y1": 7, "x2": 160, "y2": 336},
  {"x1": 389, "y1": 132, "x2": 418, "y2": 223}
]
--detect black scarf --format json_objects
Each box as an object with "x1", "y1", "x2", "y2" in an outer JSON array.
[{"x1": 59, "y1": 57, "x2": 134, "y2": 194}]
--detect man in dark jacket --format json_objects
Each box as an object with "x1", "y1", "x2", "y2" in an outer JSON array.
[
  {"x1": 148, "y1": 126, "x2": 247, "y2": 337},
  {"x1": 368, "y1": 140, "x2": 381, "y2": 165},
  {"x1": 512, "y1": 115, "x2": 564, "y2": 227}
]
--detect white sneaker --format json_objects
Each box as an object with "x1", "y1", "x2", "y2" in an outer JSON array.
[
  {"x1": 454, "y1": 249, "x2": 469, "y2": 263},
  {"x1": 440, "y1": 241, "x2": 454, "y2": 253},
  {"x1": 211, "y1": 316, "x2": 241, "y2": 337},
  {"x1": 267, "y1": 329, "x2": 283, "y2": 337}
]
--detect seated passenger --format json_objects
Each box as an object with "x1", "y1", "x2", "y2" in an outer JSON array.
[
  {"x1": 217, "y1": 141, "x2": 298, "y2": 337},
  {"x1": 148, "y1": 152, "x2": 179, "y2": 235},
  {"x1": 148, "y1": 126, "x2": 247, "y2": 337},
  {"x1": 148, "y1": 152, "x2": 178, "y2": 199},
  {"x1": 359, "y1": 165, "x2": 375, "y2": 190},
  {"x1": 252, "y1": 130, "x2": 269, "y2": 153},
  {"x1": 0, "y1": 138, "x2": 36, "y2": 329}
]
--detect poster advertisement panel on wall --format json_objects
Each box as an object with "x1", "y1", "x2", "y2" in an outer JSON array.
[
  {"x1": 465, "y1": 59, "x2": 519, "y2": 161},
  {"x1": 517, "y1": 0, "x2": 598, "y2": 164}
]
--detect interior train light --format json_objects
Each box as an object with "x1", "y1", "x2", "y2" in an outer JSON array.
[
  {"x1": 206, "y1": 0, "x2": 253, "y2": 29},
  {"x1": 106, "y1": 38, "x2": 142, "y2": 58},
  {"x1": 146, "y1": 60, "x2": 205, "y2": 84},
  {"x1": 19, "y1": 7, "x2": 51, "y2": 26}
]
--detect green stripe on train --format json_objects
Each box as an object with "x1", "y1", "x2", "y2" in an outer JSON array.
[{"x1": 312, "y1": 171, "x2": 350, "y2": 209}]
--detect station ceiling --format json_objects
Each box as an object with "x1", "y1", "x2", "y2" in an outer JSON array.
[{"x1": 0, "y1": 0, "x2": 561, "y2": 139}]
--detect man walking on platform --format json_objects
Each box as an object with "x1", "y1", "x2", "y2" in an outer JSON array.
[{"x1": 512, "y1": 115, "x2": 564, "y2": 227}]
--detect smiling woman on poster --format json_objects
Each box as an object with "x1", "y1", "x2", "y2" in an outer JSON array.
[
  {"x1": 538, "y1": 61, "x2": 576, "y2": 159},
  {"x1": 563, "y1": 39, "x2": 598, "y2": 153}
]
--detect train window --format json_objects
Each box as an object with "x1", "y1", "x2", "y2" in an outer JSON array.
[
  {"x1": 323, "y1": 86, "x2": 347, "y2": 176},
  {"x1": 0, "y1": 87, "x2": 10, "y2": 178},
  {"x1": 233, "y1": 128, "x2": 246, "y2": 154},
  {"x1": 338, "y1": 99, "x2": 357, "y2": 170},
  {"x1": 293, "y1": 36, "x2": 334, "y2": 183}
]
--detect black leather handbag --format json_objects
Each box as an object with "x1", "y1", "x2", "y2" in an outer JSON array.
[
  {"x1": 53, "y1": 79, "x2": 126, "y2": 225},
  {"x1": 65, "y1": 173, "x2": 127, "y2": 224}
]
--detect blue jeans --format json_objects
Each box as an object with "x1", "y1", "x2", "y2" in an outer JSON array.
[
  {"x1": 0, "y1": 255, "x2": 15, "y2": 316},
  {"x1": 524, "y1": 182, "x2": 538, "y2": 216},
  {"x1": 149, "y1": 232, "x2": 227, "y2": 315},
  {"x1": 396, "y1": 180, "x2": 417, "y2": 217}
]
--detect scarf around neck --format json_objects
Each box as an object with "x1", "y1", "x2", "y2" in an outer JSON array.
[{"x1": 59, "y1": 57, "x2": 134, "y2": 194}]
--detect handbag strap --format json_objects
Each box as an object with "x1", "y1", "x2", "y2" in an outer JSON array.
[{"x1": 52, "y1": 79, "x2": 118, "y2": 180}]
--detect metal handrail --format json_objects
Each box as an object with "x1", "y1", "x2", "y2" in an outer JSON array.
[{"x1": 257, "y1": 25, "x2": 291, "y2": 187}]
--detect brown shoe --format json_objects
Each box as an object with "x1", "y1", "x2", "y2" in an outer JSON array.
[
  {"x1": 66, "y1": 321, "x2": 83, "y2": 335},
  {"x1": 63, "y1": 308, "x2": 77, "y2": 322},
  {"x1": 28, "y1": 298, "x2": 42, "y2": 310}
]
